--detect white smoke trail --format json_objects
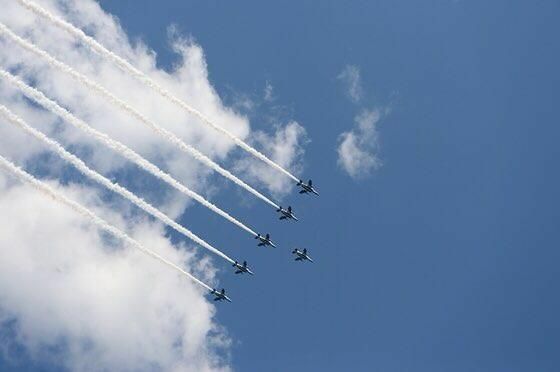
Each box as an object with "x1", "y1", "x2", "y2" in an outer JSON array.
[
  {"x1": 0, "y1": 104, "x2": 236, "y2": 265},
  {"x1": 0, "y1": 22, "x2": 280, "y2": 210},
  {"x1": 0, "y1": 154, "x2": 214, "y2": 292},
  {"x1": 17, "y1": 0, "x2": 300, "y2": 183},
  {"x1": 0, "y1": 69, "x2": 259, "y2": 238}
]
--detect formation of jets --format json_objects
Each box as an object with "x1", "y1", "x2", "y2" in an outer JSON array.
[{"x1": 218, "y1": 179, "x2": 319, "y2": 303}]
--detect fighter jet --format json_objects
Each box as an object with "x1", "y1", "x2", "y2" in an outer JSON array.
[
  {"x1": 255, "y1": 233, "x2": 277, "y2": 248},
  {"x1": 297, "y1": 179, "x2": 319, "y2": 196},
  {"x1": 292, "y1": 248, "x2": 314, "y2": 263},
  {"x1": 232, "y1": 260, "x2": 254, "y2": 275},
  {"x1": 210, "y1": 288, "x2": 232, "y2": 302},
  {"x1": 277, "y1": 206, "x2": 299, "y2": 221}
]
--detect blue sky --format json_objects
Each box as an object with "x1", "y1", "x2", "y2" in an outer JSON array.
[
  {"x1": 2, "y1": 0, "x2": 560, "y2": 371},
  {"x1": 98, "y1": 1, "x2": 560, "y2": 371}
]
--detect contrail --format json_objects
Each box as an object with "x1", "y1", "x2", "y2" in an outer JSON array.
[
  {"x1": 0, "y1": 22, "x2": 280, "y2": 210},
  {"x1": 0, "y1": 104, "x2": 236, "y2": 265},
  {"x1": 0, "y1": 154, "x2": 214, "y2": 292},
  {"x1": 0, "y1": 69, "x2": 259, "y2": 238},
  {"x1": 17, "y1": 0, "x2": 300, "y2": 183}
]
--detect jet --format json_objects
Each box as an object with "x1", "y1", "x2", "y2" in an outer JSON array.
[
  {"x1": 210, "y1": 288, "x2": 232, "y2": 302},
  {"x1": 277, "y1": 206, "x2": 299, "y2": 221},
  {"x1": 255, "y1": 233, "x2": 277, "y2": 248},
  {"x1": 292, "y1": 248, "x2": 314, "y2": 263},
  {"x1": 232, "y1": 260, "x2": 254, "y2": 275},
  {"x1": 297, "y1": 179, "x2": 319, "y2": 196}
]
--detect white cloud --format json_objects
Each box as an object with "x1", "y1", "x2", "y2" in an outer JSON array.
[
  {"x1": 337, "y1": 65, "x2": 363, "y2": 103},
  {"x1": 337, "y1": 109, "x2": 383, "y2": 178},
  {"x1": 235, "y1": 122, "x2": 307, "y2": 198},
  {"x1": 0, "y1": 0, "x2": 289, "y2": 369},
  {"x1": 0, "y1": 175, "x2": 230, "y2": 372}
]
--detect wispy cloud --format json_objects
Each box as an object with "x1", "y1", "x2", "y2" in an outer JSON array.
[
  {"x1": 263, "y1": 80, "x2": 274, "y2": 102},
  {"x1": 0, "y1": 178, "x2": 231, "y2": 372},
  {"x1": 337, "y1": 65, "x2": 363, "y2": 103},
  {"x1": 337, "y1": 109, "x2": 383, "y2": 178},
  {"x1": 236, "y1": 121, "x2": 307, "y2": 198},
  {"x1": 336, "y1": 64, "x2": 390, "y2": 180}
]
